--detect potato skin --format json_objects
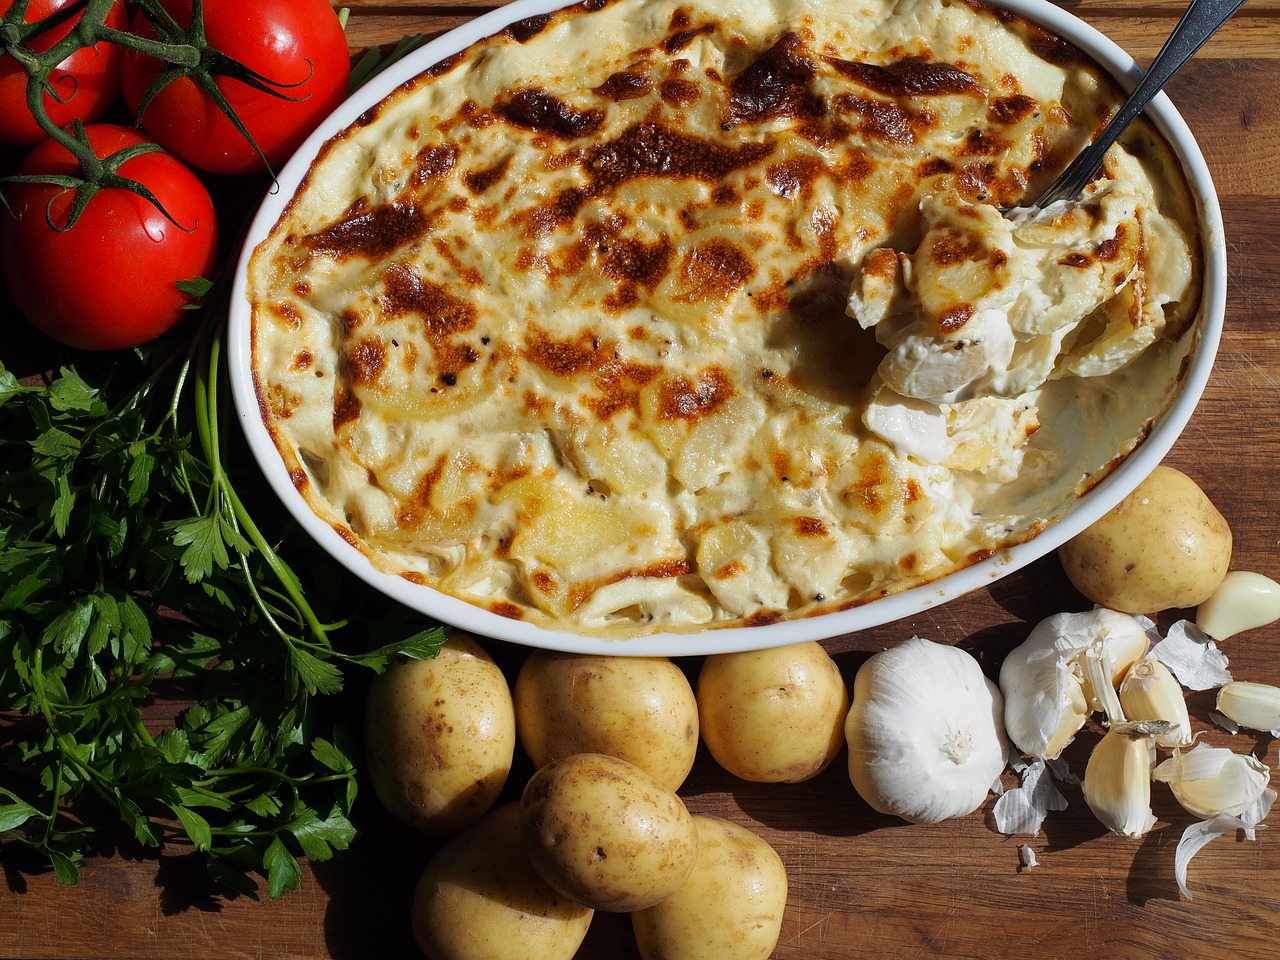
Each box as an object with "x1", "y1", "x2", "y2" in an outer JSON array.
[
  {"x1": 519, "y1": 753, "x2": 698, "y2": 912},
  {"x1": 1058, "y1": 466, "x2": 1232, "y2": 613},
  {"x1": 514, "y1": 652, "x2": 698, "y2": 790},
  {"x1": 696, "y1": 641, "x2": 850, "y2": 782},
  {"x1": 364, "y1": 633, "x2": 515, "y2": 835},
  {"x1": 631, "y1": 815, "x2": 787, "y2": 960},
  {"x1": 411, "y1": 803, "x2": 593, "y2": 960}
]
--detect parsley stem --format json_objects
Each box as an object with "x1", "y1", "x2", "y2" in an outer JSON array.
[
  {"x1": 198, "y1": 329, "x2": 332, "y2": 650},
  {"x1": 30, "y1": 645, "x2": 128, "y2": 818},
  {"x1": 201, "y1": 765, "x2": 350, "y2": 787},
  {"x1": 41, "y1": 754, "x2": 64, "y2": 847}
]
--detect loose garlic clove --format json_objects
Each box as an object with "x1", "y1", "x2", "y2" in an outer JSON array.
[
  {"x1": 1082, "y1": 727, "x2": 1157, "y2": 840},
  {"x1": 1215, "y1": 681, "x2": 1280, "y2": 736},
  {"x1": 1196, "y1": 571, "x2": 1280, "y2": 641},
  {"x1": 1119, "y1": 658, "x2": 1192, "y2": 747},
  {"x1": 999, "y1": 609, "x2": 1148, "y2": 760},
  {"x1": 1153, "y1": 743, "x2": 1272, "y2": 820}
]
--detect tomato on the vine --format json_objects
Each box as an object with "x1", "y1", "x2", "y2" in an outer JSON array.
[
  {"x1": 120, "y1": 0, "x2": 351, "y2": 175},
  {"x1": 0, "y1": 0, "x2": 128, "y2": 147},
  {"x1": 1, "y1": 125, "x2": 218, "y2": 351}
]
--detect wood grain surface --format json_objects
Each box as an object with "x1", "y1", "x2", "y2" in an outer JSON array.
[{"x1": 3, "y1": 1, "x2": 1279, "y2": 958}]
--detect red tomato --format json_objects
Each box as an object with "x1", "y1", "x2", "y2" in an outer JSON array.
[
  {"x1": 0, "y1": 125, "x2": 218, "y2": 351},
  {"x1": 120, "y1": 0, "x2": 350, "y2": 175},
  {"x1": 0, "y1": 0, "x2": 128, "y2": 146}
]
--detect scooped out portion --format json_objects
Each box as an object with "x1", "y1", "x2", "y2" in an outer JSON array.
[{"x1": 850, "y1": 145, "x2": 1196, "y2": 477}]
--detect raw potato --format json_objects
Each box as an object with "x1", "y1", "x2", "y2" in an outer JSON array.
[
  {"x1": 1058, "y1": 465, "x2": 1231, "y2": 613},
  {"x1": 364, "y1": 633, "x2": 515, "y2": 835},
  {"x1": 411, "y1": 803, "x2": 593, "y2": 960},
  {"x1": 520, "y1": 753, "x2": 698, "y2": 912},
  {"x1": 697, "y1": 641, "x2": 850, "y2": 782},
  {"x1": 631, "y1": 815, "x2": 787, "y2": 960},
  {"x1": 515, "y1": 652, "x2": 698, "y2": 790}
]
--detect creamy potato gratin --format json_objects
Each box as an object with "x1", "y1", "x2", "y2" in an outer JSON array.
[{"x1": 247, "y1": 0, "x2": 1202, "y2": 636}]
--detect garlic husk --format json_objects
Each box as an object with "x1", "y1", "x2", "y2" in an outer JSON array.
[
  {"x1": 1082, "y1": 644, "x2": 1126, "y2": 724},
  {"x1": 1082, "y1": 728, "x2": 1157, "y2": 840},
  {"x1": 1175, "y1": 787, "x2": 1276, "y2": 900},
  {"x1": 1118, "y1": 658, "x2": 1192, "y2": 747},
  {"x1": 1196, "y1": 570, "x2": 1280, "y2": 641},
  {"x1": 1148, "y1": 620, "x2": 1232, "y2": 690},
  {"x1": 992, "y1": 759, "x2": 1068, "y2": 836},
  {"x1": 846, "y1": 636, "x2": 1009, "y2": 824},
  {"x1": 1215, "y1": 681, "x2": 1280, "y2": 737},
  {"x1": 999, "y1": 609, "x2": 1147, "y2": 760},
  {"x1": 1153, "y1": 743, "x2": 1272, "y2": 819}
]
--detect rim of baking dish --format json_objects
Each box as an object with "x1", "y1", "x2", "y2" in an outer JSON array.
[{"x1": 227, "y1": 0, "x2": 1227, "y2": 657}]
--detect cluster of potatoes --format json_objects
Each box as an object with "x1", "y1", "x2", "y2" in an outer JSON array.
[
  {"x1": 364, "y1": 636, "x2": 850, "y2": 960},
  {"x1": 361, "y1": 464, "x2": 1240, "y2": 959}
]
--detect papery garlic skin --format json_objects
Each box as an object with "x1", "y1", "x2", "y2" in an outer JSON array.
[
  {"x1": 992, "y1": 759, "x2": 1068, "y2": 836},
  {"x1": 999, "y1": 609, "x2": 1148, "y2": 760},
  {"x1": 1215, "y1": 681, "x2": 1280, "y2": 737},
  {"x1": 1196, "y1": 571, "x2": 1280, "y2": 641},
  {"x1": 1175, "y1": 787, "x2": 1275, "y2": 901},
  {"x1": 846, "y1": 637, "x2": 1009, "y2": 824},
  {"x1": 1148, "y1": 620, "x2": 1232, "y2": 691},
  {"x1": 1119, "y1": 658, "x2": 1192, "y2": 747},
  {"x1": 1082, "y1": 729, "x2": 1157, "y2": 840},
  {"x1": 1153, "y1": 743, "x2": 1271, "y2": 819}
]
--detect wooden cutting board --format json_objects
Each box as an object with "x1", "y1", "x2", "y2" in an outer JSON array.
[{"x1": 3, "y1": 1, "x2": 1279, "y2": 957}]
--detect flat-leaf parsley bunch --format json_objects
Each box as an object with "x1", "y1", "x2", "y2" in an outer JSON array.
[{"x1": 0, "y1": 303, "x2": 443, "y2": 899}]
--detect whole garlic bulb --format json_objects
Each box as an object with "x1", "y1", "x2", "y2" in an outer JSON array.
[
  {"x1": 999, "y1": 608, "x2": 1149, "y2": 760},
  {"x1": 845, "y1": 636, "x2": 1009, "y2": 824}
]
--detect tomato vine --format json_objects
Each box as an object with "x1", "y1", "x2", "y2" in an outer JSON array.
[{"x1": 0, "y1": 0, "x2": 339, "y2": 224}]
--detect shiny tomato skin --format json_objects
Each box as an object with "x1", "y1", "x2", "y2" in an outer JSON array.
[
  {"x1": 0, "y1": 0, "x2": 129, "y2": 146},
  {"x1": 120, "y1": 0, "x2": 351, "y2": 175},
  {"x1": 0, "y1": 125, "x2": 218, "y2": 351}
]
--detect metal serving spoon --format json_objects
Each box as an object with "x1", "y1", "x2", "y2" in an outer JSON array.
[{"x1": 1021, "y1": 0, "x2": 1249, "y2": 210}]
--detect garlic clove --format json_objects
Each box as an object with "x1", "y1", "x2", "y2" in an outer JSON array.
[
  {"x1": 1153, "y1": 743, "x2": 1272, "y2": 820},
  {"x1": 1215, "y1": 681, "x2": 1280, "y2": 737},
  {"x1": 1002, "y1": 670, "x2": 1089, "y2": 762},
  {"x1": 1082, "y1": 729, "x2": 1157, "y2": 840},
  {"x1": 1042, "y1": 680, "x2": 1090, "y2": 759},
  {"x1": 1196, "y1": 571, "x2": 1280, "y2": 641},
  {"x1": 1118, "y1": 658, "x2": 1192, "y2": 747}
]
